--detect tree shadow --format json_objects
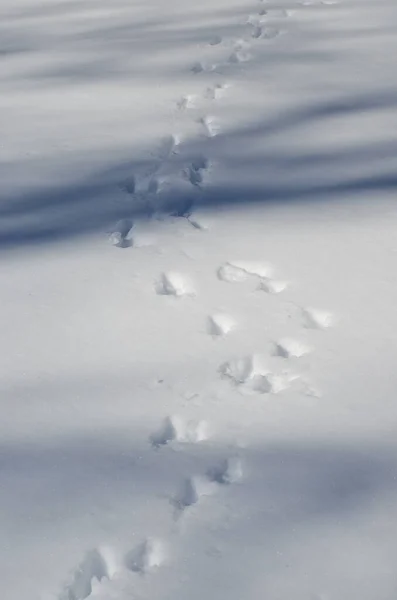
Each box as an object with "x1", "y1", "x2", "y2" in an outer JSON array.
[
  {"x1": 1, "y1": 85, "x2": 397, "y2": 251},
  {"x1": 1, "y1": 0, "x2": 397, "y2": 250}
]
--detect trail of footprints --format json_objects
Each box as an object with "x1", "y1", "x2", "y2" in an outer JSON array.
[
  {"x1": 59, "y1": 257, "x2": 335, "y2": 598},
  {"x1": 61, "y1": 2, "x2": 339, "y2": 598},
  {"x1": 113, "y1": 1, "x2": 293, "y2": 228}
]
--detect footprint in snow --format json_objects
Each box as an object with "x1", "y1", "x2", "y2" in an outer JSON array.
[
  {"x1": 220, "y1": 354, "x2": 298, "y2": 395},
  {"x1": 258, "y1": 277, "x2": 288, "y2": 294},
  {"x1": 187, "y1": 209, "x2": 213, "y2": 231},
  {"x1": 302, "y1": 307, "x2": 335, "y2": 329},
  {"x1": 156, "y1": 272, "x2": 196, "y2": 297},
  {"x1": 207, "y1": 457, "x2": 243, "y2": 485},
  {"x1": 151, "y1": 134, "x2": 181, "y2": 161},
  {"x1": 218, "y1": 260, "x2": 274, "y2": 283},
  {"x1": 120, "y1": 174, "x2": 136, "y2": 196},
  {"x1": 251, "y1": 25, "x2": 263, "y2": 39},
  {"x1": 209, "y1": 35, "x2": 222, "y2": 46},
  {"x1": 217, "y1": 260, "x2": 274, "y2": 282},
  {"x1": 174, "y1": 459, "x2": 242, "y2": 512},
  {"x1": 200, "y1": 115, "x2": 221, "y2": 138},
  {"x1": 59, "y1": 547, "x2": 117, "y2": 600},
  {"x1": 175, "y1": 476, "x2": 216, "y2": 510},
  {"x1": 205, "y1": 83, "x2": 229, "y2": 100},
  {"x1": 263, "y1": 27, "x2": 282, "y2": 39},
  {"x1": 150, "y1": 415, "x2": 209, "y2": 447},
  {"x1": 217, "y1": 261, "x2": 288, "y2": 293},
  {"x1": 125, "y1": 538, "x2": 165, "y2": 574},
  {"x1": 108, "y1": 218, "x2": 134, "y2": 248},
  {"x1": 177, "y1": 94, "x2": 196, "y2": 110},
  {"x1": 207, "y1": 313, "x2": 235, "y2": 337},
  {"x1": 228, "y1": 50, "x2": 250, "y2": 64},
  {"x1": 191, "y1": 61, "x2": 217, "y2": 74},
  {"x1": 274, "y1": 337, "x2": 312, "y2": 359},
  {"x1": 185, "y1": 155, "x2": 212, "y2": 188}
]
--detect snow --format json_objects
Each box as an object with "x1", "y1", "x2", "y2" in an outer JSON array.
[{"x1": 2, "y1": 0, "x2": 397, "y2": 599}]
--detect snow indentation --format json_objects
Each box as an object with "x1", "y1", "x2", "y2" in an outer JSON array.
[
  {"x1": 208, "y1": 313, "x2": 235, "y2": 337},
  {"x1": 156, "y1": 272, "x2": 195, "y2": 297},
  {"x1": 220, "y1": 354, "x2": 268, "y2": 384},
  {"x1": 303, "y1": 307, "x2": 334, "y2": 329},
  {"x1": 150, "y1": 416, "x2": 209, "y2": 447},
  {"x1": 59, "y1": 548, "x2": 112, "y2": 600},
  {"x1": 274, "y1": 338, "x2": 311, "y2": 359},
  {"x1": 176, "y1": 476, "x2": 215, "y2": 509},
  {"x1": 109, "y1": 218, "x2": 134, "y2": 248},
  {"x1": 200, "y1": 116, "x2": 221, "y2": 138},
  {"x1": 208, "y1": 457, "x2": 243, "y2": 484},
  {"x1": 125, "y1": 538, "x2": 165, "y2": 574},
  {"x1": 205, "y1": 83, "x2": 229, "y2": 100},
  {"x1": 258, "y1": 278, "x2": 287, "y2": 294},
  {"x1": 217, "y1": 261, "x2": 274, "y2": 283}
]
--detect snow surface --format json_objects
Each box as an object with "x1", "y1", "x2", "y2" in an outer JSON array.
[{"x1": 2, "y1": 0, "x2": 397, "y2": 599}]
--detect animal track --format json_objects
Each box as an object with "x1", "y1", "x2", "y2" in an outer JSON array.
[
  {"x1": 120, "y1": 174, "x2": 136, "y2": 196},
  {"x1": 207, "y1": 457, "x2": 243, "y2": 484},
  {"x1": 208, "y1": 313, "x2": 235, "y2": 337},
  {"x1": 153, "y1": 134, "x2": 181, "y2": 160},
  {"x1": 125, "y1": 538, "x2": 165, "y2": 574},
  {"x1": 209, "y1": 35, "x2": 222, "y2": 46},
  {"x1": 220, "y1": 354, "x2": 297, "y2": 394},
  {"x1": 228, "y1": 49, "x2": 251, "y2": 64},
  {"x1": 220, "y1": 354, "x2": 268, "y2": 384},
  {"x1": 187, "y1": 209, "x2": 213, "y2": 231},
  {"x1": 59, "y1": 548, "x2": 114, "y2": 600},
  {"x1": 251, "y1": 25, "x2": 263, "y2": 39},
  {"x1": 217, "y1": 260, "x2": 274, "y2": 283},
  {"x1": 262, "y1": 27, "x2": 281, "y2": 39},
  {"x1": 109, "y1": 218, "x2": 134, "y2": 248},
  {"x1": 191, "y1": 61, "x2": 217, "y2": 74},
  {"x1": 200, "y1": 116, "x2": 221, "y2": 138},
  {"x1": 156, "y1": 272, "x2": 195, "y2": 297},
  {"x1": 274, "y1": 338, "x2": 311, "y2": 359},
  {"x1": 258, "y1": 277, "x2": 288, "y2": 294},
  {"x1": 185, "y1": 155, "x2": 212, "y2": 188},
  {"x1": 205, "y1": 83, "x2": 229, "y2": 100},
  {"x1": 175, "y1": 456, "x2": 242, "y2": 512},
  {"x1": 177, "y1": 94, "x2": 196, "y2": 110},
  {"x1": 175, "y1": 475, "x2": 216, "y2": 509},
  {"x1": 302, "y1": 307, "x2": 334, "y2": 329},
  {"x1": 151, "y1": 416, "x2": 209, "y2": 447}
]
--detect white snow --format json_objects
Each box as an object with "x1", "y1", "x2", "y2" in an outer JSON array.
[{"x1": 2, "y1": 0, "x2": 397, "y2": 599}]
